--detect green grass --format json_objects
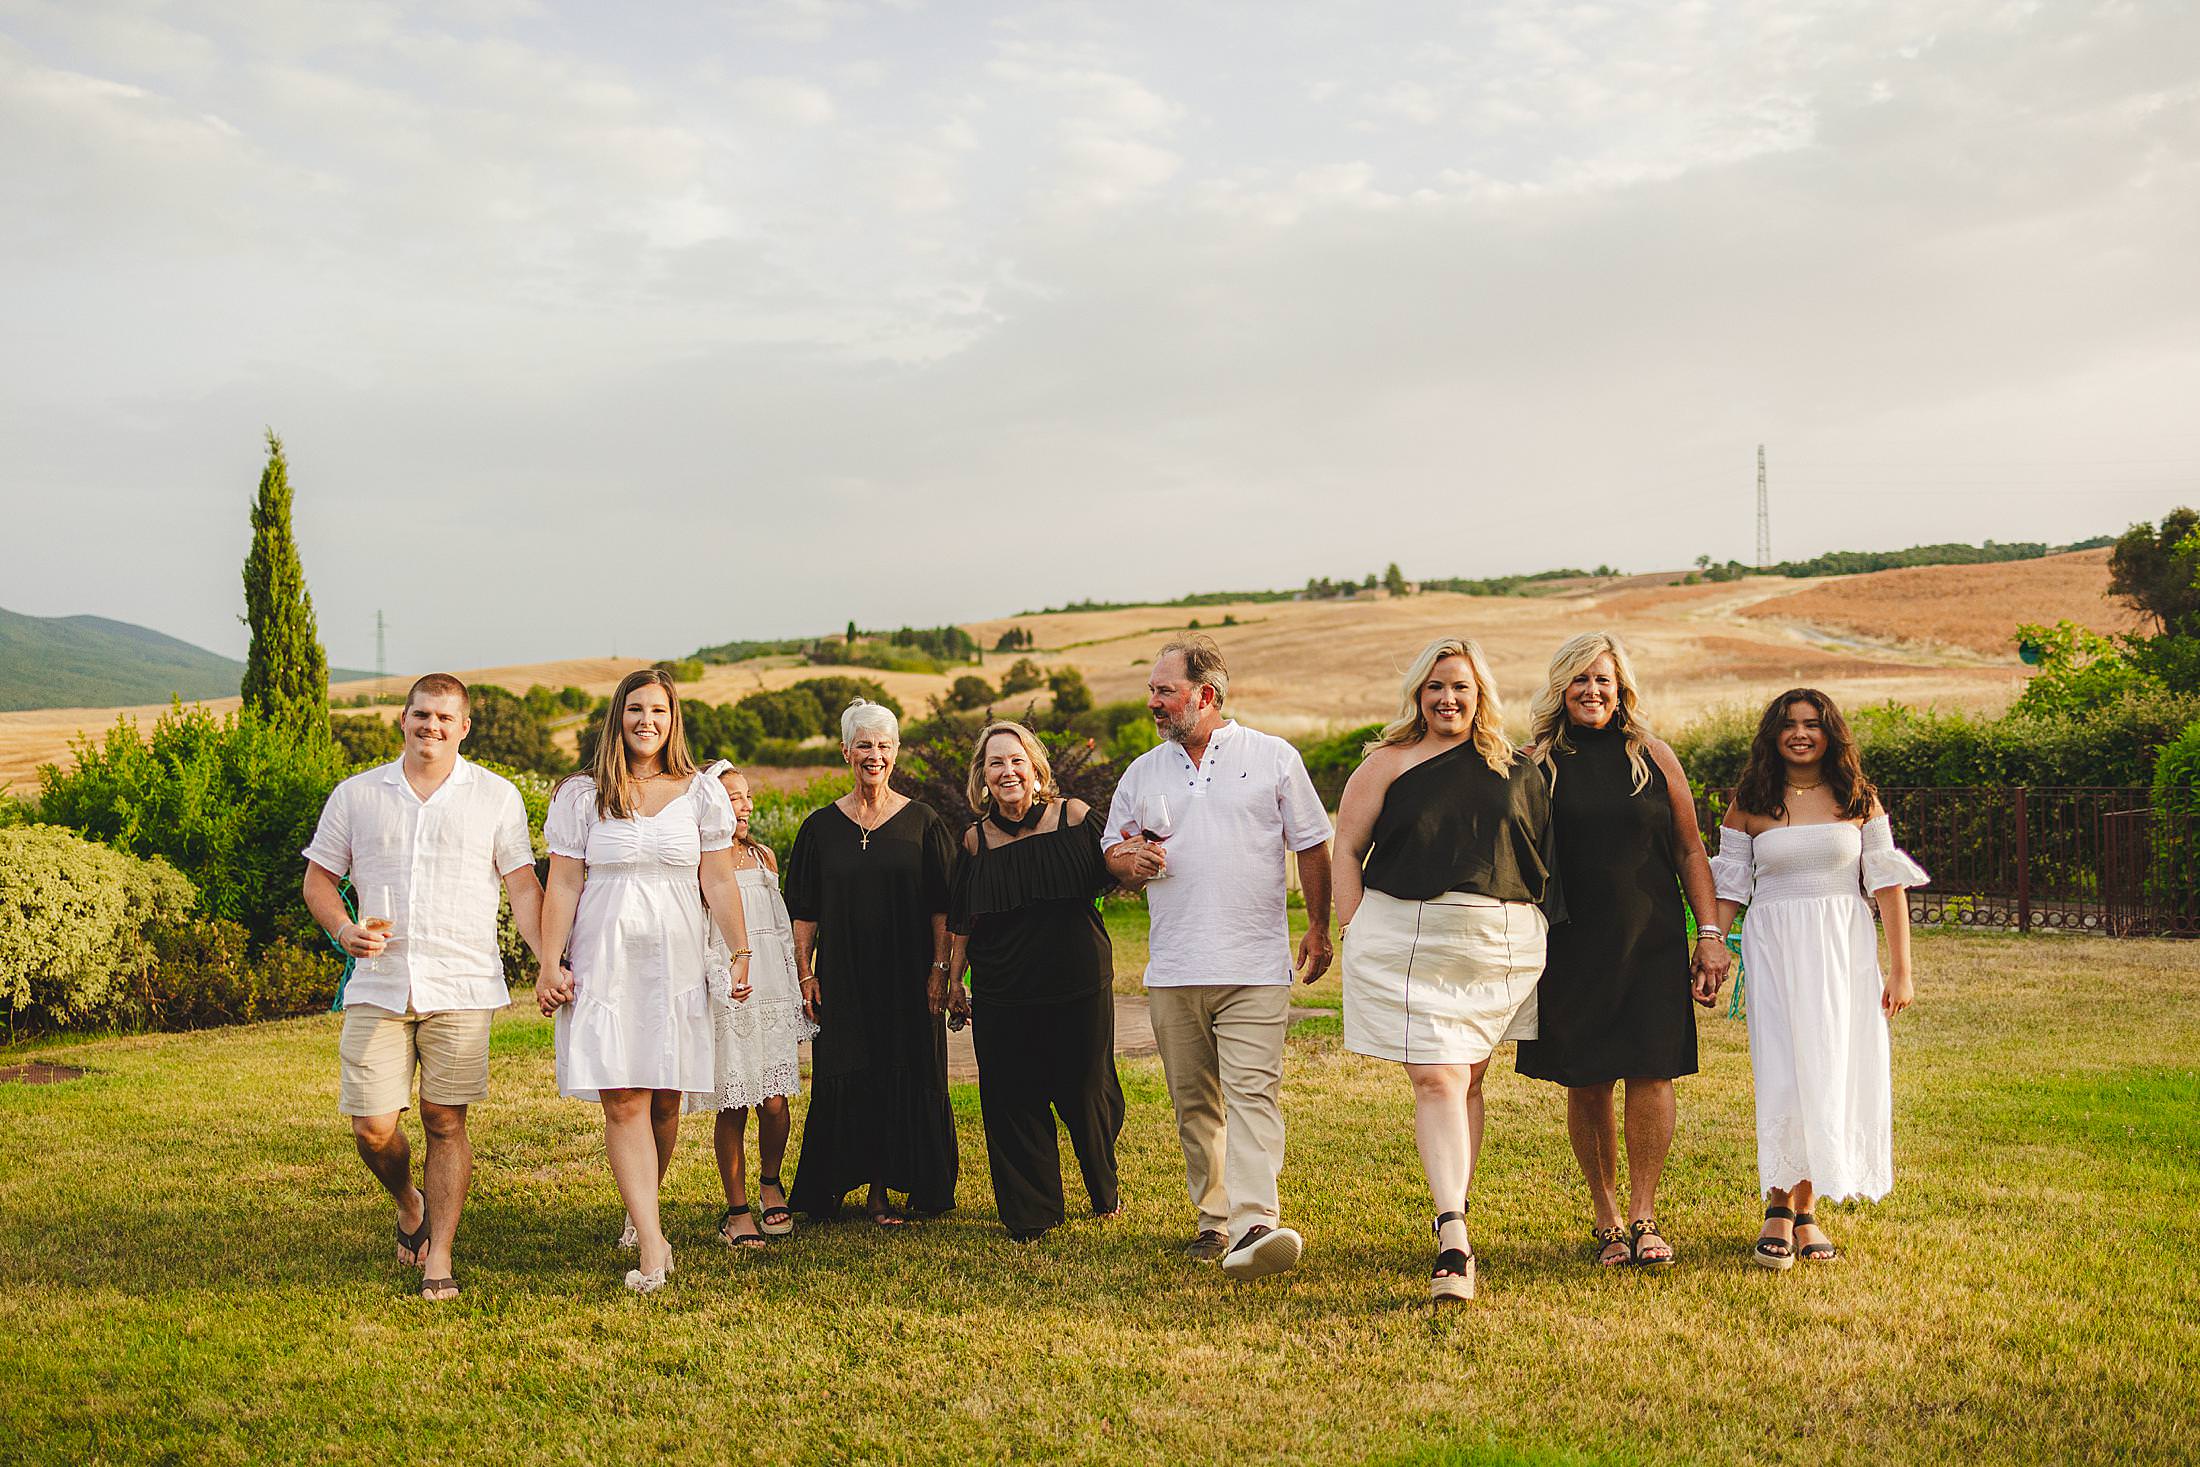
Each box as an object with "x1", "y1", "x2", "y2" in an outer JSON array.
[{"x1": 4, "y1": 930, "x2": 2197, "y2": 1464}]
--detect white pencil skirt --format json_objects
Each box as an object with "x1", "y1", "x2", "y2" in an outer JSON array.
[{"x1": 1342, "y1": 889, "x2": 1546, "y2": 1065}]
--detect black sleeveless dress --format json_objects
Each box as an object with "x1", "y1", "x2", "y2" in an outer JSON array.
[{"x1": 1514, "y1": 720, "x2": 1698, "y2": 1086}]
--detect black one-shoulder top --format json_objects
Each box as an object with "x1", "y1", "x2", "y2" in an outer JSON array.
[{"x1": 1358, "y1": 744, "x2": 1564, "y2": 921}]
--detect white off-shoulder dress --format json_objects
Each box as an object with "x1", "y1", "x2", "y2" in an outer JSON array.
[
  {"x1": 1711, "y1": 816, "x2": 1928, "y2": 1201},
  {"x1": 687, "y1": 761, "x2": 817, "y2": 1113},
  {"x1": 545, "y1": 772, "x2": 733, "y2": 1102}
]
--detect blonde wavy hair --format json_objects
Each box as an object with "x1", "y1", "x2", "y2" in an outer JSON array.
[
  {"x1": 965, "y1": 720, "x2": 1059, "y2": 814},
  {"x1": 1367, "y1": 636, "x2": 1513, "y2": 775},
  {"x1": 561, "y1": 667, "x2": 697, "y2": 820},
  {"x1": 1530, "y1": 631, "x2": 1654, "y2": 794}
]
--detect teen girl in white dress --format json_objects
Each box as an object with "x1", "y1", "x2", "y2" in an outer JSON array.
[{"x1": 1708, "y1": 688, "x2": 1926, "y2": 1269}]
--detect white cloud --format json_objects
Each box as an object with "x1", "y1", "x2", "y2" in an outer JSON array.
[{"x1": 726, "y1": 74, "x2": 837, "y2": 125}]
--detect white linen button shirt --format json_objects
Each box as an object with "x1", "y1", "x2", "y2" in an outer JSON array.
[
  {"x1": 303, "y1": 756, "x2": 535, "y2": 1012},
  {"x1": 1103, "y1": 720, "x2": 1332, "y2": 988}
]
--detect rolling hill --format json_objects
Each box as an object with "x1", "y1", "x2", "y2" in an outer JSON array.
[{"x1": 0, "y1": 606, "x2": 371, "y2": 712}]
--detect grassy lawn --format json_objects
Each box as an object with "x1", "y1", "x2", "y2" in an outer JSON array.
[{"x1": 3, "y1": 928, "x2": 2196, "y2": 1464}]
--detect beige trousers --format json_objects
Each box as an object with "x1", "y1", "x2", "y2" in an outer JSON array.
[{"x1": 1146, "y1": 983, "x2": 1291, "y2": 1241}]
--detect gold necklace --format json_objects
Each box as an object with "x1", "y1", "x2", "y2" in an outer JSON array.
[
  {"x1": 850, "y1": 797, "x2": 894, "y2": 852},
  {"x1": 1787, "y1": 779, "x2": 1824, "y2": 792}
]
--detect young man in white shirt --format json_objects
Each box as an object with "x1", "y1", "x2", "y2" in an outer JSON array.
[
  {"x1": 1104, "y1": 637, "x2": 1333, "y2": 1279},
  {"x1": 302, "y1": 674, "x2": 544, "y2": 1302}
]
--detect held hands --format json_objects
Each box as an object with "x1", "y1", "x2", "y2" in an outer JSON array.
[
  {"x1": 1688, "y1": 936, "x2": 1733, "y2": 1008},
  {"x1": 926, "y1": 966, "x2": 952, "y2": 1017},
  {"x1": 947, "y1": 983, "x2": 972, "y2": 1026},
  {"x1": 536, "y1": 960, "x2": 575, "y2": 1016},
  {"x1": 798, "y1": 975, "x2": 821, "y2": 1024},
  {"x1": 728, "y1": 952, "x2": 753, "y2": 1004}
]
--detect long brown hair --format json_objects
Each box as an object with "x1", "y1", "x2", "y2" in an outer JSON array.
[
  {"x1": 1733, "y1": 687, "x2": 1874, "y2": 820},
  {"x1": 561, "y1": 668, "x2": 696, "y2": 820}
]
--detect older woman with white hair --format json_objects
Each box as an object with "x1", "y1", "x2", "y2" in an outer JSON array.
[
  {"x1": 1333, "y1": 637, "x2": 1562, "y2": 1302},
  {"x1": 783, "y1": 698, "x2": 960, "y2": 1224},
  {"x1": 1516, "y1": 632, "x2": 1728, "y2": 1270}
]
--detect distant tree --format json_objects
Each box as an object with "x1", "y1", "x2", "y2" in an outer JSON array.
[
  {"x1": 739, "y1": 687, "x2": 828, "y2": 741},
  {"x1": 1695, "y1": 554, "x2": 1713, "y2": 570},
  {"x1": 1362, "y1": 572, "x2": 1378, "y2": 590},
  {"x1": 330, "y1": 713, "x2": 401, "y2": 766},
  {"x1": 1383, "y1": 562, "x2": 1408, "y2": 596},
  {"x1": 1048, "y1": 667, "x2": 1094, "y2": 715},
  {"x1": 1000, "y1": 658, "x2": 1046, "y2": 695},
  {"x1": 2108, "y1": 507, "x2": 2200, "y2": 633},
  {"x1": 948, "y1": 675, "x2": 996, "y2": 711},
  {"x1": 466, "y1": 685, "x2": 560, "y2": 773},
  {"x1": 654, "y1": 658, "x2": 705, "y2": 685},
  {"x1": 1187, "y1": 617, "x2": 1200, "y2": 629},
  {"x1": 239, "y1": 429, "x2": 329, "y2": 739}
]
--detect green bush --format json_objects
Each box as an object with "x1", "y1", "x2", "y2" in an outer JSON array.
[
  {"x1": 330, "y1": 712, "x2": 401, "y2": 766},
  {"x1": 1048, "y1": 668, "x2": 1093, "y2": 715},
  {"x1": 1671, "y1": 689, "x2": 2192, "y2": 793},
  {"x1": 126, "y1": 921, "x2": 337, "y2": 1029},
  {"x1": 654, "y1": 658, "x2": 707, "y2": 684},
  {"x1": 464, "y1": 685, "x2": 562, "y2": 774},
  {"x1": 36, "y1": 705, "x2": 352, "y2": 953},
  {"x1": 739, "y1": 687, "x2": 828, "y2": 741},
  {"x1": 0, "y1": 826, "x2": 197, "y2": 1031},
  {"x1": 947, "y1": 675, "x2": 996, "y2": 711},
  {"x1": 749, "y1": 774, "x2": 851, "y2": 866},
  {"x1": 1000, "y1": 657, "x2": 1046, "y2": 694},
  {"x1": 789, "y1": 676, "x2": 901, "y2": 720}
]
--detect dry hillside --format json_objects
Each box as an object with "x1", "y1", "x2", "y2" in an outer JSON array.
[{"x1": 0, "y1": 552, "x2": 2132, "y2": 793}]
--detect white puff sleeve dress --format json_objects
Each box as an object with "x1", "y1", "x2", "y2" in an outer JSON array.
[
  {"x1": 1711, "y1": 815, "x2": 1929, "y2": 1201},
  {"x1": 546, "y1": 772, "x2": 734, "y2": 1102}
]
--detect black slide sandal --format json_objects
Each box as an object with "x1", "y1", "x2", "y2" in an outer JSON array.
[{"x1": 1754, "y1": 1205, "x2": 1796, "y2": 1271}]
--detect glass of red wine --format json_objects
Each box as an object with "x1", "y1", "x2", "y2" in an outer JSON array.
[{"x1": 1138, "y1": 793, "x2": 1174, "y2": 880}]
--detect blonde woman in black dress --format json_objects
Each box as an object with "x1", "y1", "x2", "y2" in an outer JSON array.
[{"x1": 1516, "y1": 633, "x2": 1729, "y2": 1268}]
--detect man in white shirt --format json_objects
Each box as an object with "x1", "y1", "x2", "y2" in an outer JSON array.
[
  {"x1": 1104, "y1": 636, "x2": 1333, "y2": 1279},
  {"x1": 302, "y1": 674, "x2": 543, "y2": 1302}
]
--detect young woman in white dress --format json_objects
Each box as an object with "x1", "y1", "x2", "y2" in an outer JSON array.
[
  {"x1": 690, "y1": 762, "x2": 816, "y2": 1248},
  {"x1": 1708, "y1": 688, "x2": 1926, "y2": 1269},
  {"x1": 535, "y1": 669, "x2": 754, "y2": 1293}
]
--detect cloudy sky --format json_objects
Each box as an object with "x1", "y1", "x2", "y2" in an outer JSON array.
[{"x1": 4, "y1": 0, "x2": 2198, "y2": 670}]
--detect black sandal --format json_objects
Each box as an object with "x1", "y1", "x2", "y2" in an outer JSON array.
[
  {"x1": 757, "y1": 1176, "x2": 794, "y2": 1237},
  {"x1": 418, "y1": 1275, "x2": 459, "y2": 1302},
  {"x1": 1794, "y1": 1211, "x2": 1838, "y2": 1263},
  {"x1": 719, "y1": 1204, "x2": 767, "y2": 1250},
  {"x1": 1628, "y1": 1217, "x2": 1675, "y2": 1269},
  {"x1": 1431, "y1": 1205, "x2": 1475, "y2": 1302},
  {"x1": 1590, "y1": 1224, "x2": 1631, "y2": 1268},
  {"x1": 397, "y1": 1197, "x2": 430, "y2": 1269},
  {"x1": 1754, "y1": 1205, "x2": 1796, "y2": 1271}
]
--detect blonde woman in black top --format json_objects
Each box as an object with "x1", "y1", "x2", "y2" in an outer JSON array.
[
  {"x1": 1334, "y1": 637, "x2": 1561, "y2": 1302},
  {"x1": 944, "y1": 722, "x2": 1125, "y2": 1242}
]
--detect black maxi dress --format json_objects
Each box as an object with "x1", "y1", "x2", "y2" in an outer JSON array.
[
  {"x1": 1515, "y1": 720, "x2": 1698, "y2": 1086},
  {"x1": 785, "y1": 800, "x2": 960, "y2": 1218},
  {"x1": 949, "y1": 803, "x2": 1125, "y2": 1240}
]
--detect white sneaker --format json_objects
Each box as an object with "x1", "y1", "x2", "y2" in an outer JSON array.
[{"x1": 1219, "y1": 1224, "x2": 1303, "y2": 1280}]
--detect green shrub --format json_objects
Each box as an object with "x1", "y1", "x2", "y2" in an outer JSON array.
[
  {"x1": 789, "y1": 676, "x2": 901, "y2": 720},
  {"x1": 1048, "y1": 668, "x2": 1093, "y2": 715},
  {"x1": 0, "y1": 826, "x2": 197, "y2": 1031},
  {"x1": 999, "y1": 658, "x2": 1046, "y2": 695},
  {"x1": 947, "y1": 675, "x2": 995, "y2": 711},
  {"x1": 464, "y1": 685, "x2": 562, "y2": 774},
  {"x1": 36, "y1": 705, "x2": 351, "y2": 954},
  {"x1": 330, "y1": 712, "x2": 402, "y2": 766},
  {"x1": 749, "y1": 774, "x2": 851, "y2": 866},
  {"x1": 126, "y1": 921, "x2": 337, "y2": 1029},
  {"x1": 654, "y1": 658, "x2": 707, "y2": 684},
  {"x1": 740, "y1": 687, "x2": 828, "y2": 741}
]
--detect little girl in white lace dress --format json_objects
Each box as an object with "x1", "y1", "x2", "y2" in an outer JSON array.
[{"x1": 690, "y1": 762, "x2": 817, "y2": 1246}]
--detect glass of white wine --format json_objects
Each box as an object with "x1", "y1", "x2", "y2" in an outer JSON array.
[{"x1": 358, "y1": 885, "x2": 395, "y2": 975}]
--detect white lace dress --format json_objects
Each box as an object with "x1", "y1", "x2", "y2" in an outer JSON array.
[
  {"x1": 687, "y1": 841, "x2": 818, "y2": 1113},
  {"x1": 1711, "y1": 815, "x2": 1928, "y2": 1201},
  {"x1": 545, "y1": 772, "x2": 733, "y2": 1103}
]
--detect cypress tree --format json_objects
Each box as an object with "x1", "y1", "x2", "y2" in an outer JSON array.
[{"x1": 240, "y1": 429, "x2": 330, "y2": 738}]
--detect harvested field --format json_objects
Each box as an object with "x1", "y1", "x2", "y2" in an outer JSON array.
[
  {"x1": 2, "y1": 554, "x2": 2130, "y2": 793},
  {"x1": 1738, "y1": 549, "x2": 2143, "y2": 657}
]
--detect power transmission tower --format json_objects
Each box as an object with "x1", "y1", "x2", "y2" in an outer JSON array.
[
  {"x1": 1754, "y1": 444, "x2": 1771, "y2": 569},
  {"x1": 375, "y1": 609, "x2": 387, "y2": 690}
]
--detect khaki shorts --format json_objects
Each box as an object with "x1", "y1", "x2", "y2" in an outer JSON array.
[{"x1": 338, "y1": 1004, "x2": 495, "y2": 1117}]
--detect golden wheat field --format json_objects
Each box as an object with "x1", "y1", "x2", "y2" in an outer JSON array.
[{"x1": 0, "y1": 553, "x2": 2131, "y2": 794}]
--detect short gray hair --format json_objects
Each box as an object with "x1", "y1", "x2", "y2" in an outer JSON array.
[
  {"x1": 840, "y1": 697, "x2": 900, "y2": 744},
  {"x1": 1156, "y1": 634, "x2": 1228, "y2": 706}
]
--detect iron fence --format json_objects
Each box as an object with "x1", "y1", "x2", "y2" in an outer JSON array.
[{"x1": 1695, "y1": 786, "x2": 2200, "y2": 939}]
